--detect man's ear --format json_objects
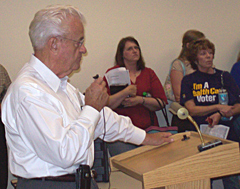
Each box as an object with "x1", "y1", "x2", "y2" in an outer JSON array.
[{"x1": 48, "y1": 37, "x2": 59, "y2": 53}]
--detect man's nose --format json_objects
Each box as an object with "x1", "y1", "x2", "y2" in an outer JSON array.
[{"x1": 80, "y1": 44, "x2": 87, "y2": 54}]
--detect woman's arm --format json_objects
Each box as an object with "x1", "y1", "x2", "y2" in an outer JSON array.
[
  {"x1": 184, "y1": 99, "x2": 232, "y2": 117},
  {"x1": 107, "y1": 85, "x2": 137, "y2": 109},
  {"x1": 170, "y1": 69, "x2": 184, "y2": 102},
  {"x1": 142, "y1": 97, "x2": 164, "y2": 111},
  {"x1": 221, "y1": 103, "x2": 240, "y2": 117},
  {"x1": 121, "y1": 96, "x2": 163, "y2": 111}
]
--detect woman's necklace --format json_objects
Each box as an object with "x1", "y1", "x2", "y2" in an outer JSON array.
[
  {"x1": 129, "y1": 70, "x2": 141, "y2": 83},
  {"x1": 130, "y1": 70, "x2": 141, "y2": 77}
]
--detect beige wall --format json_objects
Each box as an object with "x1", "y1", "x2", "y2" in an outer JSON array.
[
  {"x1": 1, "y1": 1, "x2": 239, "y2": 188},
  {"x1": 1, "y1": 0, "x2": 240, "y2": 92}
]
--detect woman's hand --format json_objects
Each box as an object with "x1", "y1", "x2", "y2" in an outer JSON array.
[
  {"x1": 124, "y1": 85, "x2": 137, "y2": 97},
  {"x1": 206, "y1": 112, "x2": 221, "y2": 127},
  {"x1": 121, "y1": 96, "x2": 141, "y2": 107},
  {"x1": 107, "y1": 84, "x2": 136, "y2": 109}
]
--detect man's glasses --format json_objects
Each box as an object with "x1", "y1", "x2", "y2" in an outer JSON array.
[{"x1": 58, "y1": 36, "x2": 84, "y2": 48}]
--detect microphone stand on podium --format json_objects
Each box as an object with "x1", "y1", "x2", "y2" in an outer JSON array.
[
  {"x1": 110, "y1": 102, "x2": 240, "y2": 189},
  {"x1": 169, "y1": 102, "x2": 222, "y2": 152}
]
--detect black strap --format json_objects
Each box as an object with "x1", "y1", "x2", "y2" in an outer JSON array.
[
  {"x1": 221, "y1": 71, "x2": 225, "y2": 88},
  {"x1": 150, "y1": 98, "x2": 170, "y2": 127},
  {"x1": 156, "y1": 98, "x2": 170, "y2": 126}
]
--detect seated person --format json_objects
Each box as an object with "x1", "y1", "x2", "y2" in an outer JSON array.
[
  {"x1": 180, "y1": 38, "x2": 240, "y2": 189},
  {"x1": 230, "y1": 50, "x2": 240, "y2": 143},
  {"x1": 0, "y1": 64, "x2": 11, "y2": 189},
  {"x1": 165, "y1": 29, "x2": 205, "y2": 132},
  {"x1": 104, "y1": 36, "x2": 167, "y2": 156},
  {"x1": 230, "y1": 50, "x2": 240, "y2": 88}
]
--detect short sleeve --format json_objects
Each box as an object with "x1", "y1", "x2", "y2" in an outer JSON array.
[
  {"x1": 180, "y1": 75, "x2": 194, "y2": 106},
  {"x1": 171, "y1": 59, "x2": 184, "y2": 73}
]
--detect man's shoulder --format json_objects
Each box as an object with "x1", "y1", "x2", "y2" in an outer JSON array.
[
  {"x1": 9, "y1": 66, "x2": 46, "y2": 96},
  {"x1": 15, "y1": 66, "x2": 39, "y2": 84}
]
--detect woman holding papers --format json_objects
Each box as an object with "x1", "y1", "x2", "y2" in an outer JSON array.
[
  {"x1": 104, "y1": 36, "x2": 167, "y2": 156},
  {"x1": 180, "y1": 38, "x2": 240, "y2": 189}
]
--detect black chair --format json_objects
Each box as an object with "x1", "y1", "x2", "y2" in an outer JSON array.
[{"x1": 92, "y1": 138, "x2": 109, "y2": 182}]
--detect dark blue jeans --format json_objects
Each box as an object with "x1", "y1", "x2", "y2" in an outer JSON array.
[{"x1": 218, "y1": 174, "x2": 240, "y2": 189}]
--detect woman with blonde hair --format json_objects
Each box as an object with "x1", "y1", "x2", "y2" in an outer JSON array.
[{"x1": 164, "y1": 29, "x2": 205, "y2": 132}]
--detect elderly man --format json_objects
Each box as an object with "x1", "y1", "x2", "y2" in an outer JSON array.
[{"x1": 1, "y1": 5, "x2": 173, "y2": 189}]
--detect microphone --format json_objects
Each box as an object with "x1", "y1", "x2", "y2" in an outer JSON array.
[
  {"x1": 93, "y1": 74, "x2": 99, "y2": 79},
  {"x1": 169, "y1": 102, "x2": 222, "y2": 152}
]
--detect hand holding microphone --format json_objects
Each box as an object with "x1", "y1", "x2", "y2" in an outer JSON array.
[{"x1": 84, "y1": 74, "x2": 109, "y2": 112}]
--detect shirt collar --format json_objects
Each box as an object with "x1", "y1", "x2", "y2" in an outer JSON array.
[{"x1": 28, "y1": 54, "x2": 69, "y2": 92}]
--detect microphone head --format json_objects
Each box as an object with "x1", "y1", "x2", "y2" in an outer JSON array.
[{"x1": 177, "y1": 107, "x2": 189, "y2": 120}]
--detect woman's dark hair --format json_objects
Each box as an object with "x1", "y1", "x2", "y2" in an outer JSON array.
[
  {"x1": 187, "y1": 38, "x2": 215, "y2": 70},
  {"x1": 115, "y1": 36, "x2": 145, "y2": 70},
  {"x1": 178, "y1": 30, "x2": 205, "y2": 60}
]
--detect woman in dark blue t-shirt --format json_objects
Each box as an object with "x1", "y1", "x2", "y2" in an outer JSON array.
[{"x1": 180, "y1": 38, "x2": 240, "y2": 189}]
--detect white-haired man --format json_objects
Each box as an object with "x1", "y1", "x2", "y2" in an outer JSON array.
[{"x1": 1, "y1": 5, "x2": 173, "y2": 189}]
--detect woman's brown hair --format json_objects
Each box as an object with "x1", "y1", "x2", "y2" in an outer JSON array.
[
  {"x1": 187, "y1": 38, "x2": 215, "y2": 70},
  {"x1": 115, "y1": 36, "x2": 145, "y2": 70}
]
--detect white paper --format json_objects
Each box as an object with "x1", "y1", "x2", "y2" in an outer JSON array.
[
  {"x1": 104, "y1": 67, "x2": 131, "y2": 86},
  {"x1": 200, "y1": 124, "x2": 229, "y2": 139}
]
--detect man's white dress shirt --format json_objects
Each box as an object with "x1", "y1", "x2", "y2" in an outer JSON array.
[{"x1": 1, "y1": 55, "x2": 145, "y2": 178}]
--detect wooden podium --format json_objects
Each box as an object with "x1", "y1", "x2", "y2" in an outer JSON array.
[{"x1": 110, "y1": 132, "x2": 240, "y2": 189}]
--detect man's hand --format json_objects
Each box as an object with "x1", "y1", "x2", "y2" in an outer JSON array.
[
  {"x1": 85, "y1": 77, "x2": 109, "y2": 112},
  {"x1": 141, "y1": 132, "x2": 174, "y2": 146}
]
